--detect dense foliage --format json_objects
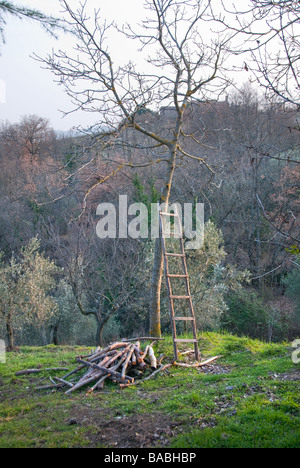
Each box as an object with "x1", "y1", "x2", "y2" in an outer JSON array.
[{"x1": 0, "y1": 88, "x2": 299, "y2": 347}]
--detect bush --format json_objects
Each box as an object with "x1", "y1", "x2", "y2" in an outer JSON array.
[
  {"x1": 284, "y1": 268, "x2": 300, "y2": 326},
  {"x1": 221, "y1": 289, "x2": 269, "y2": 340}
]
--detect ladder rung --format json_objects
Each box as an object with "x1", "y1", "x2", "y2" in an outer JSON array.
[
  {"x1": 160, "y1": 212, "x2": 179, "y2": 217},
  {"x1": 173, "y1": 317, "x2": 195, "y2": 321},
  {"x1": 170, "y1": 295, "x2": 191, "y2": 300},
  {"x1": 165, "y1": 253, "x2": 185, "y2": 258},
  {"x1": 174, "y1": 339, "x2": 198, "y2": 343},
  {"x1": 167, "y1": 274, "x2": 188, "y2": 278}
]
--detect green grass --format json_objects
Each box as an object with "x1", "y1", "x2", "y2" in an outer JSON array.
[{"x1": 0, "y1": 333, "x2": 299, "y2": 448}]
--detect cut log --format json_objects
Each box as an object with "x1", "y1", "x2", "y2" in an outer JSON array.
[
  {"x1": 121, "y1": 344, "x2": 136, "y2": 379},
  {"x1": 120, "y1": 364, "x2": 172, "y2": 389},
  {"x1": 148, "y1": 346, "x2": 157, "y2": 369},
  {"x1": 131, "y1": 353, "x2": 137, "y2": 366},
  {"x1": 75, "y1": 358, "x2": 134, "y2": 383},
  {"x1": 88, "y1": 353, "x2": 128, "y2": 393}
]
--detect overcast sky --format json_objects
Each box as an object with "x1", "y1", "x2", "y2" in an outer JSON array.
[
  {"x1": 0, "y1": 0, "x2": 146, "y2": 132},
  {"x1": 0, "y1": 0, "x2": 251, "y2": 133}
]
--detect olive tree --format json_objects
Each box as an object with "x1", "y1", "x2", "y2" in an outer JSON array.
[{"x1": 0, "y1": 238, "x2": 60, "y2": 349}]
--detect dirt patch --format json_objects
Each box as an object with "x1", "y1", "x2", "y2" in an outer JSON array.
[
  {"x1": 277, "y1": 370, "x2": 300, "y2": 382},
  {"x1": 68, "y1": 407, "x2": 182, "y2": 448}
]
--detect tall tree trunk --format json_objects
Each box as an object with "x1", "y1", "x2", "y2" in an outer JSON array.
[
  {"x1": 6, "y1": 312, "x2": 14, "y2": 351},
  {"x1": 96, "y1": 320, "x2": 102, "y2": 347},
  {"x1": 52, "y1": 320, "x2": 60, "y2": 345},
  {"x1": 96, "y1": 308, "x2": 116, "y2": 347},
  {"x1": 149, "y1": 147, "x2": 177, "y2": 336},
  {"x1": 97, "y1": 317, "x2": 110, "y2": 347}
]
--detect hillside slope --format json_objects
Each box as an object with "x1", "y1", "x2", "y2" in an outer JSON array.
[{"x1": 0, "y1": 333, "x2": 299, "y2": 448}]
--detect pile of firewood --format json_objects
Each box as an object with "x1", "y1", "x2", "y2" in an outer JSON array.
[
  {"x1": 36, "y1": 339, "x2": 169, "y2": 395},
  {"x1": 32, "y1": 339, "x2": 222, "y2": 395}
]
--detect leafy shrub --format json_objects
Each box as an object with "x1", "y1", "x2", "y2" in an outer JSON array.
[
  {"x1": 284, "y1": 268, "x2": 300, "y2": 326},
  {"x1": 221, "y1": 289, "x2": 269, "y2": 340}
]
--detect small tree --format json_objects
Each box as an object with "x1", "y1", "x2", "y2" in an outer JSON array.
[
  {"x1": 188, "y1": 220, "x2": 250, "y2": 329},
  {"x1": 0, "y1": 238, "x2": 60, "y2": 349}
]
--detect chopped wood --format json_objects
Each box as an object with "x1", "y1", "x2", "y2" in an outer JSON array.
[
  {"x1": 143, "y1": 363, "x2": 172, "y2": 381},
  {"x1": 148, "y1": 346, "x2": 157, "y2": 369},
  {"x1": 134, "y1": 347, "x2": 143, "y2": 363},
  {"x1": 121, "y1": 344, "x2": 135, "y2": 379},
  {"x1": 120, "y1": 364, "x2": 172, "y2": 389},
  {"x1": 157, "y1": 354, "x2": 165, "y2": 365},
  {"x1": 140, "y1": 344, "x2": 148, "y2": 357},
  {"x1": 75, "y1": 358, "x2": 134, "y2": 382},
  {"x1": 31, "y1": 339, "x2": 161, "y2": 395},
  {"x1": 33, "y1": 340, "x2": 220, "y2": 396},
  {"x1": 131, "y1": 353, "x2": 137, "y2": 366}
]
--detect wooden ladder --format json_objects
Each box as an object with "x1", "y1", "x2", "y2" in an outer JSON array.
[{"x1": 159, "y1": 207, "x2": 200, "y2": 362}]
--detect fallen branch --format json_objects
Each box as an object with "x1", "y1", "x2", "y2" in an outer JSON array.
[
  {"x1": 173, "y1": 356, "x2": 222, "y2": 368},
  {"x1": 123, "y1": 337, "x2": 165, "y2": 342},
  {"x1": 120, "y1": 364, "x2": 172, "y2": 389},
  {"x1": 53, "y1": 377, "x2": 74, "y2": 388},
  {"x1": 16, "y1": 367, "x2": 68, "y2": 376},
  {"x1": 179, "y1": 349, "x2": 194, "y2": 356},
  {"x1": 35, "y1": 383, "x2": 64, "y2": 391}
]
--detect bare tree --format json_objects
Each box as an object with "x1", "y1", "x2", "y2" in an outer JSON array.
[
  {"x1": 216, "y1": 1, "x2": 300, "y2": 109},
  {"x1": 212, "y1": 1, "x2": 300, "y2": 265},
  {"x1": 249, "y1": 0, "x2": 300, "y2": 108},
  {"x1": 46, "y1": 214, "x2": 148, "y2": 346},
  {"x1": 38, "y1": 0, "x2": 244, "y2": 336}
]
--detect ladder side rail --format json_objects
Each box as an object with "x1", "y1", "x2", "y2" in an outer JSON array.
[{"x1": 159, "y1": 212, "x2": 179, "y2": 360}]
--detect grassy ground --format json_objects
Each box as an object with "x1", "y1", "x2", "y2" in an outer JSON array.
[{"x1": 0, "y1": 332, "x2": 299, "y2": 448}]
